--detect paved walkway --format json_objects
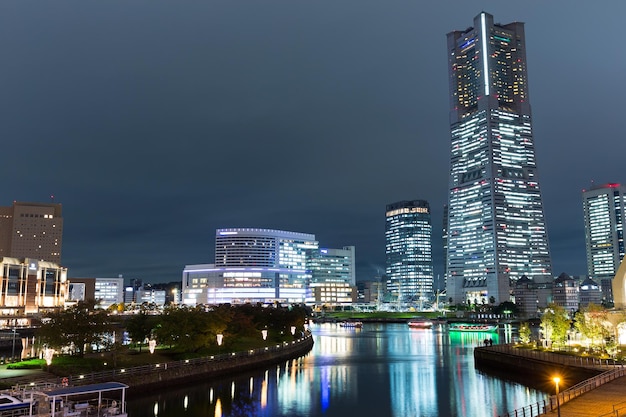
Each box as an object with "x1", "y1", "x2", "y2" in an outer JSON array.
[
  {"x1": 539, "y1": 374, "x2": 626, "y2": 417},
  {"x1": 0, "y1": 364, "x2": 57, "y2": 386}
]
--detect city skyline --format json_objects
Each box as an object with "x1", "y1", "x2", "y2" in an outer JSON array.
[{"x1": 2, "y1": 2, "x2": 625, "y2": 284}]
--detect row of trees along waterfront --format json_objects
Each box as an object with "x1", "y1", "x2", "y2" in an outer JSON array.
[
  {"x1": 36, "y1": 301, "x2": 309, "y2": 359},
  {"x1": 519, "y1": 303, "x2": 626, "y2": 359}
]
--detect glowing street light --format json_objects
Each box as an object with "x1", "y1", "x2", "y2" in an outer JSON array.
[
  {"x1": 261, "y1": 330, "x2": 268, "y2": 341},
  {"x1": 553, "y1": 376, "x2": 561, "y2": 417},
  {"x1": 216, "y1": 334, "x2": 224, "y2": 346}
]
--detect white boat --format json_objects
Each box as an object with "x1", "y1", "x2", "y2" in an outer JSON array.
[
  {"x1": 0, "y1": 392, "x2": 34, "y2": 416},
  {"x1": 407, "y1": 320, "x2": 433, "y2": 329},
  {"x1": 2, "y1": 381, "x2": 128, "y2": 417},
  {"x1": 339, "y1": 321, "x2": 363, "y2": 328}
]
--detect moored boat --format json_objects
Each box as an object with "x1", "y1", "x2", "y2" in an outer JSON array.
[
  {"x1": 2, "y1": 381, "x2": 128, "y2": 416},
  {"x1": 407, "y1": 320, "x2": 433, "y2": 329},
  {"x1": 339, "y1": 321, "x2": 363, "y2": 328},
  {"x1": 0, "y1": 392, "x2": 34, "y2": 416},
  {"x1": 448, "y1": 323, "x2": 498, "y2": 332}
]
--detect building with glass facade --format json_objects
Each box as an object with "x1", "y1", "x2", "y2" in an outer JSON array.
[
  {"x1": 582, "y1": 183, "x2": 626, "y2": 302},
  {"x1": 307, "y1": 246, "x2": 356, "y2": 306},
  {"x1": 182, "y1": 228, "x2": 318, "y2": 305},
  {"x1": 385, "y1": 200, "x2": 433, "y2": 304},
  {"x1": 445, "y1": 12, "x2": 552, "y2": 305}
]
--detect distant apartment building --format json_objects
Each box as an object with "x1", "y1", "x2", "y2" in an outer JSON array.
[
  {"x1": 95, "y1": 277, "x2": 124, "y2": 308},
  {"x1": 385, "y1": 200, "x2": 434, "y2": 304},
  {"x1": 582, "y1": 183, "x2": 626, "y2": 302},
  {"x1": 512, "y1": 275, "x2": 552, "y2": 318},
  {"x1": 68, "y1": 276, "x2": 125, "y2": 309},
  {"x1": 136, "y1": 289, "x2": 166, "y2": 307},
  {"x1": 0, "y1": 257, "x2": 68, "y2": 325},
  {"x1": 308, "y1": 246, "x2": 357, "y2": 306},
  {"x1": 579, "y1": 277, "x2": 602, "y2": 307},
  {"x1": 182, "y1": 228, "x2": 318, "y2": 305},
  {"x1": 552, "y1": 273, "x2": 579, "y2": 314},
  {"x1": 0, "y1": 202, "x2": 63, "y2": 264}
]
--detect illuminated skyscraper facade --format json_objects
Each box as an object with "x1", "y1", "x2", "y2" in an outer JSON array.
[
  {"x1": 582, "y1": 183, "x2": 626, "y2": 302},
  {"x1": 385, "y1": 200, "x2": 433, "y2": 304},
  {"x1": 182, "y1": 228, "x2": 318, "y2": 305},
  {"x1": 445, "y1": 12, "x2": 552, "y2": 305}
]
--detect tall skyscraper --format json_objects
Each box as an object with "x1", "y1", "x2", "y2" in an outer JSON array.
[
  {"x1": 0, "y1": 201, "x2": 63, "y2": 263},
  {"x1": 385, "y1": 200, "x2": 433, "y2": 304},
  {"x1": 582, "y1": 183, "x2": 626, "y2": 302},
  {"x1": 445, "y1": 12, "x2": 552, "y2": 305}
]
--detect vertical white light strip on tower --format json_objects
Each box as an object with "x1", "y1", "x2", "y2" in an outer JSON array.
[{"x1": 481, "y1": 13, "x2": 490, "y2": 96}]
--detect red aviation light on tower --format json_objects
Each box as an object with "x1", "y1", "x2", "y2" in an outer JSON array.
[{"x1": 606, "y1": 183, "x2": 621, "y2": 188}]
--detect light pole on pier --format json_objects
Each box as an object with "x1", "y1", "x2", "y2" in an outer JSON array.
[{"x1": 553, "y1": 377, "x2": 561, "y2": 417}]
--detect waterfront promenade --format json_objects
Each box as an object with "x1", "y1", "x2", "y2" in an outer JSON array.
[
  {"x1": 537, "y1": 374, "x2": 626, "y2": 417},
  {"x1": 476, "y1": 344, "x2": 626, "y2": 417}
]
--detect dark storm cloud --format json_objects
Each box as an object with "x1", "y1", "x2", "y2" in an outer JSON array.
[{"x1": 1, "y1": 1, "x2": 625, "y2": 283}]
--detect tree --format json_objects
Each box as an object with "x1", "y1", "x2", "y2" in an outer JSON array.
[
  {"x1": 125, "y1": 312, "x2": 157, "y2": 352},
  {"x1": 540, "y1": 303, "x2": 570, "y2": 349},
  {"x1": 518, "y1": 322, "x2": 532, "y2": 344},
  {"x1": 574, "y1": 303, "x2": 610, "y2": 350},
  {"x1": 37, "y1": 300, "x2": 113, "y2": 357}
]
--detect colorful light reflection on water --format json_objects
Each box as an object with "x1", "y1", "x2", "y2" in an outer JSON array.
[{"x1": 127, "y1": 323, "x2": 547, "y2": 417}]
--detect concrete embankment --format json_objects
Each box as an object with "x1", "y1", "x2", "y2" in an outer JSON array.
[
  {"x1": 474, "y1": 344, "x2": 605, "y2": 393},
  {"x1": 71, "y1": 334, "x2": 314, "y2": 396}
]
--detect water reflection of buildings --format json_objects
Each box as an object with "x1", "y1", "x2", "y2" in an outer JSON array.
[{"x1": 136, "y1": 323, "x2": 545, "y2": 417}]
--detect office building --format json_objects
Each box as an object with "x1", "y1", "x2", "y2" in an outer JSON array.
[
  {"x1": 0, "y1": 202, "x2": 63, "y2": 264},
  {"x1": 94, "y1": 277, "x2": 125, "y2": 309},
  {"x1": 183, "y1": 228, "x2": 318, "y2": 305},
  {"x1": 308, "y1": 246, "x2": 357, "y2": 306},
  {"x1": 445, "y1": 12, "x2": 552, "y2": 305},
  {"x1": 385, "y1": 200, "x2": 434, "y2": 304},
  {"x1": 582, "y1": 183, "x2": 626, "y2": 302},
  {"x1": 0, "y1": 257, "x2": 68, "y2": 322}
]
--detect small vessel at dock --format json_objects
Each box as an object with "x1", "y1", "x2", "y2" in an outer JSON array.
[
  {"x1": 407, "y1": 320, "x2": 433, "y2": 329},
  {"x1": 1, "y1": 381, "x2": 128, "y2": 416},
  {"x1": 448, "y1": 323, "x2": 498, "y2": 332},
  {"x1": 339, "y1": 321, "x2": 363, "y2": 328}
]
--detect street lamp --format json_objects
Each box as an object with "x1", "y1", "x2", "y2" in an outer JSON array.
[
  {"x1": 553, "y1": 377, "x2": 561, "y2": 417},
  {"x1": 216, "y1": 334, "x2": 223, "y2": 347}
]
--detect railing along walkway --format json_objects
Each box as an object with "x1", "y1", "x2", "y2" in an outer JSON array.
[
  {"x1": 481, "y1": 343, "x2": 621, "y2": 370},
  {"x1": 4, "y1": 332, "x2": 313, "y2": 389},
  {"x1": 477, "y1": 344, "x2": 626, "y2": 417}
]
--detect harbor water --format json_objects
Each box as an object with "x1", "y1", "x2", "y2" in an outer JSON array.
[{"x1": 127, "y1": 322, "x2": 548, "y2": 417}]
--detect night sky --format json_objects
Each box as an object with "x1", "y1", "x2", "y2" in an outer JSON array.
[{"x1": 2, "y1": 1, "x2": 625, "y2": 284}]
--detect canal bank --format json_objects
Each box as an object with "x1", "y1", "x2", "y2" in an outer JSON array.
[
  {"x1": 475, "y1": 344, "x2": 626, "y2": 416},
  {"x1": 65, "y1": 333, "x2": 315, "y2": 396},
  {"x1": 0, "y1": 333, "x2": 315, "y2": 396}
]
